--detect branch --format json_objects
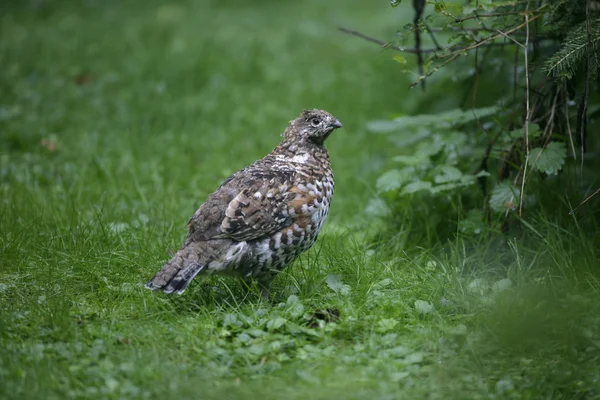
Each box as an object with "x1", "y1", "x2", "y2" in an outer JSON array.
[
  {"x1": 564, "y1": 88, "x2": 577, "y2": 160},
  {"x1": 452, "y1": 10, "x2": 537, "y2": 23},
  {"x1": 423, "y1": 22, "x2": 443, "y2": 50},
  {"x1": 338, "y1": 27, "x2": 437, "y2": 54},
  {"x1": 495, "y1": 28, "x2": 525, "y2": 48},
  {"x1": 570, "y1": 187, "x2": 600, "y2": 214},
  {"x1": 338, "y1": 25, "x2": 541, "y2": 58},
  {"x1": 438, "y1": 14, "x2": 541, "y2": 59},
  {"x1": 410, "y1": 53, "x2": 461, "y2": 88},
  {"x1": 413, "y1": 0, "x2": 427, "y2": 90}
]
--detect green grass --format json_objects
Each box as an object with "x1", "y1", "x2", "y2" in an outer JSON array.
[{"x1": 2, "y1": 1, "x2": 600, "y2": 399}]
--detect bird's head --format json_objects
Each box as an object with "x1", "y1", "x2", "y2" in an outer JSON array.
[{"x1": 282, "y1": 109, "x2": 343, "y2": 147}]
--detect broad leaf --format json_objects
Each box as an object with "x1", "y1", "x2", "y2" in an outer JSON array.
[
  {"x1": 434, "y1": 165, "x2": 462, "y2": 183},
  {"x1": 377, "y1": 318, "x2": 399, "y2": 333},
  {"x1": 266, "y1": 317, "x2": 286, "y2": 330},
  {"x1": 489, "y1": 183, "x2": 519, "y2": 212},
  {"x1": 414, "y1": 300, "x2": 434, "y2": 314},
  {"x1": 528, "y1": 142, "x2": 566, "y2": 175},
  {"x1": 393, "y1": 55, "x2": 407, "y2": 64},
  {"x1": 459, "y1": 209, "x2": 485, "y2": 235},
  {"x1": 402, "y1": 180, "x2": 432, "y2": 194},
  {"x1": 367, "y1": 107, "x2": 498, "y2": 133},
  {"x1": 492, "y1": 278, "x2": 512, "y2": 293},
  {"x1": 415, "y1": 139, "x2": 444, "y2": 157},
  {"x1": 429, "y1": 182, "x2": 465, "y2": 193},
  {"x1": 393, "y1": 154, "x2": 427, "y2": 165},
  {"x1": 326, "y1": 274, "x2": 350, "y2": 295},
  {"x1": 376, "y1": 168, "x2": 413, "y2": 192},
  {"x1": 364, "y1": 198, "x2": 391, "y2": 218}
]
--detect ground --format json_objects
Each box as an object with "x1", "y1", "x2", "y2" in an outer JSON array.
[{"x1": 1, "y1": 1, "x2": 600, "y2": 399}]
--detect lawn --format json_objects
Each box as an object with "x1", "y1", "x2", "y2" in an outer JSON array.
[{"x1": 1, "y1": 1, "x2": 600, "y2": 399}]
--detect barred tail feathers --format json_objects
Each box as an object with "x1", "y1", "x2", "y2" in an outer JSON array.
[
  {"x1": 145, "y1": 239, "x2": 237, "y2": 295},
  {"x1": 145, "y1": 238, "x2": 209, "y2": 294}
]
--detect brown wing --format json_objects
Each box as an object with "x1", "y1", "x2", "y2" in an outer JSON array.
[{"x1": 186, "y1": 169, "x2": 304, "y2": 242}]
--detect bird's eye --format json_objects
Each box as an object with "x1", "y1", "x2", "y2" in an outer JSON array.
[{"x1": 310, "y1": 118, "x2": 321, "y2": 127}]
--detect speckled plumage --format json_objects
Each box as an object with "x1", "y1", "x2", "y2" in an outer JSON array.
[{"x1": 145, "y1": 109, "x2": 342, "y2": 297}]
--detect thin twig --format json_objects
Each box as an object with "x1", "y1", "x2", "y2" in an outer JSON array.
[
  {"x1": 569, "y1": 187, "x2": 600, "y2": 214},
  {"x1": 338, "y1": 27, "x2": 437, "y2": 54},
  {"x1": 423, "y1": 22, "x2": 443, "y2": 50},
  {"x1": 338, "y1": 26, "x2": 531, "y2": 56},
  {"x1": 429, "y1": 26, "x2": 498, "y2": 33},
  {"x1": 439, "y1": 14, "x2": 541, "y2": 59},
  {"x1": 564, "y1": 88, "x2": 577, "y2": 160},
  {"x1": 410, "y1": 53, "x2": 461, "y2": 88},
  {"x1": 452, "y1": 10, "x2": 538, "y2": 23},
  {"x1": 518, "y1": 10, "x2": 531, "y2": 217},
  {"x1": 541, "y1": 89, "x2": 560, "y2": 147},
  {"x1": 524, "y1": 89, "x2": 559, "y2": 177},
  {"x1": 460, "y1": 43, "x2": 493, "y2": 106},
  {"x1": 496, "y1": 28, "x2": 525, "y2": 48},
  {"x1": 428, "y1": 26, "x2": 548, "y2": 36}
]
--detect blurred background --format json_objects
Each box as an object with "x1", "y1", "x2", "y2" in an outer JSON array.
[{"x1": 2, "y1": 0, "x2": 414, "y2": 225}]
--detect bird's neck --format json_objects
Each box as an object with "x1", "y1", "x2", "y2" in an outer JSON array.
[{"x1": 274, "y1": 139, "x2": 329, "y2": 160}]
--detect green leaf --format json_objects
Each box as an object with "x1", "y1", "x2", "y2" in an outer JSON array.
[
  {"x1": 393, "y1": 154, "x2": 427, "y2": 165},
  {"x1": 442, "y1": 131, "x2": 469, "y2": 146},
  {"x1": 367, "y1": 107, "x2": 498, "y2": 133},
  {"x1": 402, "y1": 180, "x2": 432, "y2": 194},
  {"x1": 528, "y1": 142, "x2": 567, "y2": 175},
  {"x1": 376, "y1": 168, "x2": 413, "y2": 192},
  {"x1": 525, "y1": 123, "x2": 542, "y2": 138},
  {"x1": 286, "y1": 296, "x2": 305, "y2": 318},
  {"x1": 403, "y1": 352, "x2": 425, "y2": 364},
  {"x1": 429, "y1": 182, "x2": 464, "y2": 193},
  {"x1": 393, "y1": 55, "x2": 407, "y2": 64},
  {"x1": 377, "y1": 318, "x2": 399, "y2": 333},
  {"x1": 247, "y1": 343, "x2": 265, "y2": 356},
  {"x1": 266, "y1": 317, "x2": 287, "y2": 330},
  {"x1": 390, "y1": 372, "x2": 411, "y2": 381},
  {"x1": 223, "y1": 314, "x2": 241, "y2": 329},
  {"x1": 489, "y1": 183, "x2": 519, "y2": 212},
  {"x1": 429, "y1": 172, "x2": 483, "y2": 194},
  {"x1": 492, "y1": 278, "x2": 512, "y2": 293},
  {"x1": 415, "y1": 139, "x2": 444, "y2": 157},
  {"x1": 364, "y1": 197, "x2": 391, "y2": 218},
  {"x1": 414, "y1": 300, "x2": 434, "y2": 314},
  {"x1": 326, "y1": 274, "x2": 351, "y2": 295},
  {"x1": 434, "y1": 165, "x2": 463, "y2": 183},
  {"x1": 446, "y1": 324, "x2": 468, "y2": 336},
  {"x1": 459, "y1": 209, "x2": 485, "y2": 235},
  {"x1": 507, "y1": 123, "x2": 542, "y2": 140},
  {"x1": 373, "y1": 278, "x2": 392, "y2": 289}
]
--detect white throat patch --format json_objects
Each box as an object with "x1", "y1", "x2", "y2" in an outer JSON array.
[{"x1": 292, "y1": 152, "x2": 310, "y2": 164}]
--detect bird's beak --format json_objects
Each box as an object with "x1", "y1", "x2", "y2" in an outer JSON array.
[{"x1": 330, "y1": 119, "x2": 343, "y2": 129}]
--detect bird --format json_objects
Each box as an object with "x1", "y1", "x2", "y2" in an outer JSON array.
[{"x1": 145, "y1": 109, "x2": 343, "y2": 298}]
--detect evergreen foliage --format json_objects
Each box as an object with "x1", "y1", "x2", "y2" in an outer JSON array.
[{"x1": 543, "y1": 17, "x2": 600, "y2": 79}]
